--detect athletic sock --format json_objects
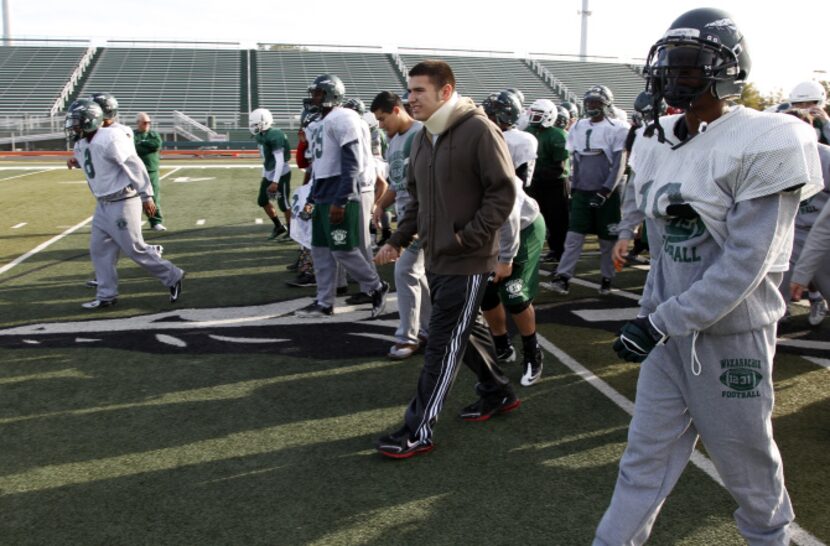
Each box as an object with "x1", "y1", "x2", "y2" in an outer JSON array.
[
  {"x1": 522, "y1": 332, "x2": 538, "y2": 356},
  {"x1": 493, "y1": 333, "x2": 510, "y2": 352},
  {"x1": 271, "y1": 216, "x2": 283, "y2": 228}
]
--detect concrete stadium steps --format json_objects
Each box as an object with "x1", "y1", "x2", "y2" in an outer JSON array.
[
  {"x1": 77, "y1": 47, "x2": 242, "y2": 128},
  {"x1": 398, "y1": 54, "x2": 556, "y2": 107},
  {"x1": 256, "y1": 50, "x2": 404, "y2": 120},
  {"x1": 0, "y1": 46, "x2": 88, "y2": 116},
  {"x1": 534, "y1": 59, "x2": 645, "y2": 112}
]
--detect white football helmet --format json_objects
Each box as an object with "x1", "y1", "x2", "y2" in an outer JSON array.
[
  {"x1": 789, "y1": 81, "x2": 826, "y2": 108},
  {"x1": 610, "y1": 106, "x2": 628, "y2": 123},
  {"x1": 528, "y1": 99, "x2": 557, "y2": 128},
  {"x1": 249, "y1": 108, "x2": 274, "y2": 135}
]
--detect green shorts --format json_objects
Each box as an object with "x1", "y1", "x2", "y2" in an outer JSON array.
[
  {"x1": 311, "y1": 202, "x2": 361, "y2": 251},
  {"x1": 568, "y1": 189, "x2": 621, "y2": 240},
  {"x1": 257, "y1": 172, "x2": 292, "y2": 211},
  {"x1": 499, "y1": 215, "x2": 546, "y2": 305}
]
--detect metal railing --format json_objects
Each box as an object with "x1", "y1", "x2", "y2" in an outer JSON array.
[
  {"x1": 526, "y1": 59, "x2": 579, "y2": 104},
  {"x1": 50, "y1": 46, "x2": 97, "y2": 116}
]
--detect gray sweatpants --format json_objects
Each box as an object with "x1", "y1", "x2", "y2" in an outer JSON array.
[
  {"x1": 91, "y1": 196, "x2": 183, "y2": 301},
  {"x1": 394, "y1": 241, "x2": 430, "y2": 344},
  {"x1": 594, "y1": 323, "x2": 793, "y2": 545},
  {"x1": 311, "y1": 245, "x2": 380, "y2": 308},
  {"x1": 556, "y1": 232, "x2": 616, "y2": 280}
]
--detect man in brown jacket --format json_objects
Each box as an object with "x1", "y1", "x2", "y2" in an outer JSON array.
[{"x1": 374, "y1": 60, "x2": 519, "y2": 459}]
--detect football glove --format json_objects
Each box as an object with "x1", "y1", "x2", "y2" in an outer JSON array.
[
  {"x1": 613, "y1": 316, "x2": 668, "y2": 363},
  {"x1": 589, "y1": 188, "x2": 611, "y2": 208}
]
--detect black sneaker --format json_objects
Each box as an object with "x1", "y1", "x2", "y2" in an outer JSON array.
[
  {"x1": 169, "y1": 274, "x2": 184, "y2": 303},
  {"x1": 459, "y1": 392, "x2": 521, "y2": 422},
  {"x1": 370, "y1": 280, "x2": 390, "y2": 319},
  {"x1": 81, "y1": 298, "x2": 117, "y2": 310},
  {"x1": 376, "y1": 426, "x2": 434, "y2": 459},
  {"x1": 345, "y1": 292, "x2": 373, "y2": 305},
  {"x1": 85, "y1": 279, "x2": 98, "y2": 288},
  {"x1": 496, "y1": 343, "x2": 516, "y2": 363},
  {"x1": 543, "y1": 275, "x2": 569, "y2": 295},
  {"x1": 599, "y1": 277, "x2": 612, "y2": 296},
  {"x1": 541, "y1": 251, "x2": 559, "y2": 263},
  {"x1": 294, "y1": 301, "x2": 333, "y2": 318},
  {"x1": 268, "y1": 224, "x2": 287, "y2": 240},
  {"x1": 520, "y1": 347, "x2": 544, "y2": 387},
  {"x1": 286, "y1": 274, "x2": 316, "y2": 288},
  {"x1": 336, "y1": 286, "x2": 349, "y2": 296}
]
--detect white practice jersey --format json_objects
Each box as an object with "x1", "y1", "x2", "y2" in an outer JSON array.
[
  {"x1": 73, "y1": 126, "x2": 150, "y2": 199},
  {"x1": 111, "y1": 121, "x2": 134, "y2": 142},
  {"x1": 629, "y1": 106, "x2": 823, "y2": 258},
  {"x1": 566, "y1": 117, "x2": 628, "y2": 162},
  {"x1": 503, "y1": 128, "x2": 538, "y2": 182},
  {"x1": 310, "y1": 107, "x2": 371, "y2": 181}
]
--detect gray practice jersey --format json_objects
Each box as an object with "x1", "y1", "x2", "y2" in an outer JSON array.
[
  {"x1": 630, "y1": 107, "x2": 823, "y2": 337},
  {"x1": 795, "y1": 142, "x2": 830, "y2": 238},
  {"x1": 386, "y1": 121, "x2": 423, "y2": 220}
]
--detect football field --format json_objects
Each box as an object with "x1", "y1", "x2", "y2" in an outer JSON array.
[{"x1": 1, "y1": 159, "x2": 828, "y2": 545}]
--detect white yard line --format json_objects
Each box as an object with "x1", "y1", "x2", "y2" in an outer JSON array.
[
  {"x1": 0, "y1": 168, "x2": 55, "y2": 182},
  {"x1": 11, "y1": 223, "x2": 27, "y2": 229},
  {"x1": 0, "y1": 216, "x2": 93, "y2": 276},
  {"x1": 535, "y1": 333, "x2": 825, "y2": 546},
  {"x1": 0, "y1": 167, "x2": 184, "y2": 277},
  {"x1": 196, "y1": 219, "x2": 206, "y2": 226}
]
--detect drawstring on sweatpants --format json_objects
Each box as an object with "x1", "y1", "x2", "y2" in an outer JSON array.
[{"x1": 690, "y1": 330, "x2": 702, "y2": 376}]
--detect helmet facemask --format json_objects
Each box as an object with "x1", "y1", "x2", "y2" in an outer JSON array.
[{"x1": 646, "y1": 40, "x2": 741, "y2": 111}]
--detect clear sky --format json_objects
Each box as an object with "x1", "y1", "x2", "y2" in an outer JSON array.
[{"x1": 6, "y1": 0, "x2": 829, "y2": 96}]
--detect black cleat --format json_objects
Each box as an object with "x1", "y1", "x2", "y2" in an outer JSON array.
[
  {"x1": 294, "y1": 301, "x2": 333, "y2": 318},
  {"x1": 370, "y1": 280, "x2": 390, "y2": 319},
  {"x1": 169, "y1": 274, "x2": 184, "y2": 303},
  {"x1": 81, "y1": 298, "x2": 117, "y2": 310}
]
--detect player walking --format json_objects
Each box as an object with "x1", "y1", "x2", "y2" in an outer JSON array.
[
  {"x1": 594, "y1": 9, "x2": 823, "y2": 544},
  {"x1": 66, "y1": 99, "x2": 184, "y2": 309}
]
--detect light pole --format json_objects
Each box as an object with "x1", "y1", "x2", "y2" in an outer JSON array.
[{"x1": 579, "y1": 0, "x2": 591, "y2": 61}]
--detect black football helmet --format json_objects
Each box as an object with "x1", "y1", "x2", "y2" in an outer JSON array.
[
  {"x1": 65, "y1": 99, "x2": 103, "y2": 143},
  {"x1": 482, "y1": 90, "x2": 522, "y2": 127},
  {"x1": 633, "y1": 91, "x2": 667, "y2": 117},
  {"x1": 304, "y1": 74, "x2": 346, "y2": 113},
  {"x1": 644, "y1": 7, "x2": 750, "y2": 110},
  {"x1": 560, "y1": 101, "x2": 579, "y2": 120},
  {"x1": 583, "y1": 85, "x2": 614, "y2": 118},
  {"x1": 90, "y1": 92, "x2": 119, "y2": 120},
  {"x1": 554, "y1": 106, "x2": 570, "y2": 128},
  {"x1": 342, "y1": 97, "x2": 366, "y2": 115},
  {"x1": 504, "y1": 87, "x2": 525, "y2": 107}
]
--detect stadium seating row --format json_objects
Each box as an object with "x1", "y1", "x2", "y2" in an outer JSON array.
[{"x1": 0, "y1": 45, "x2": 644, "y2": 128}]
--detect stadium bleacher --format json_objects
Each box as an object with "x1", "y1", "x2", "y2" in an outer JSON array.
[
  {"x1": 256, "y1": 50, "x2": 404, "y2": 120},
  {"x1": 0, "y1": 42, "x2": 652, "y2": 146},
  {"x1": 0, "y1": 46, "x2": 87, "y2": 117},
  {"x1": 533, "y1": 58, "x2": 645, "y2": 112},
  {"x1": 77, "y1": 47, "x2": 242, "y2": 127},
  {"x1": 399, "y1": 53, "x2": 556, "y2": 107}
]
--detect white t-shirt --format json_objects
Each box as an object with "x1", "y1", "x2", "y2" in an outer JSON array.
[
  {"x1": 289, "y1": 183, "x2": 313, "y2": 249},
  {"x1": 73, "y1": 126, "x2": 144, "y2": 198}
]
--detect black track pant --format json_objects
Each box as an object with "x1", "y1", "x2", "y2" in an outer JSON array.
[
  {"x1": 529, "y1": 177, "x2": 570, "y2": 259},
  {"x1": 405, "y1": 272, "x2": 513, "y2": 442}
]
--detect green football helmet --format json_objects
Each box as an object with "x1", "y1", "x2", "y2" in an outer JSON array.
[
  {"x1": 90, "y1": 92, "x2": 119, "y2": 120},
  {"x1": 342, "y1": 97, "x2": 366, "y2": 115},
  {"x1": 65, "y1": 99, "x2": 104, "y2": 143}
]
